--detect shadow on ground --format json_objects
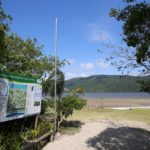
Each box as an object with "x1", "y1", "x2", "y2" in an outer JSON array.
[
  {"x1": 86, "y1": 127, "x2": 150, "y2": 150},
  {"x1": 60, "y1": 120, "x2": 84, "y2": 128}
]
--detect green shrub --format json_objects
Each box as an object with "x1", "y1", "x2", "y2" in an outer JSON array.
[
  {"x1": 0, "y1": 132, "x2": 21, "y2": 150},
  {"x1": 60, "y1": 95, "x2": 86, "y2": 118},
  {"x1": 0, "y1": 116, "x2": 53, "y2": 149}
]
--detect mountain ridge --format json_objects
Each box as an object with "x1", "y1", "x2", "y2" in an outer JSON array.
[{"x1": 65, "y1": 75, "x2": 150, "y2": 92}]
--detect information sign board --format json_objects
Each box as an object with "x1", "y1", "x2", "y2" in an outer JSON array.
[{"x1": 0, "y1": 71, "x2": 42, "y2": 122}]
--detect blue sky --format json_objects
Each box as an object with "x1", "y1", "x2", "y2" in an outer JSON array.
[{"x1": 3, "y1": 0, "x2": 138, "y2": 79}]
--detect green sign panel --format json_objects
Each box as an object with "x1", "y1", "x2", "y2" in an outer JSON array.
[{"x1": 0, "y1": 70, "x2": 39, "y2": 83}]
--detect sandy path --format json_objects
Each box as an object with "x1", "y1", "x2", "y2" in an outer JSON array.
[{"x1": 43, "y1": 120, "x2": 150, "y2": 150}]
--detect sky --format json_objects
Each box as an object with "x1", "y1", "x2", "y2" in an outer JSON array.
[{"x1": 3, "y1": 0, "x2": 139, "y2": 80}]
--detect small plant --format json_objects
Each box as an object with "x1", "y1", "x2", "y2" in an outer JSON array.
[
  {"x1": 21, "y1": 119, "x2": 53, "y2": 141},
  {"x1": 0, "y1": 132, "x2": 21, "y2": 150},
  {"x1": 21, "y1": 128, "x2": 40, "y2": 141}
]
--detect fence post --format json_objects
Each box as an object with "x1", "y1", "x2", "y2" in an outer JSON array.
[{"x1": 34, "y1": 115, "x2": 39, "y2": 129}]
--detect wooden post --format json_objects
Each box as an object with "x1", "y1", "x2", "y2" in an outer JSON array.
[
  {"x1": 34, "y1": 115, "x2": 39, "y2": 129},
  {"x1": 21, "y1": 117, "x2": 27, "y2": 131}
]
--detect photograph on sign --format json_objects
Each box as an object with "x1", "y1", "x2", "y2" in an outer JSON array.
[{"x1": 7, "y1": 83, "x2": 27, "y2": 117}]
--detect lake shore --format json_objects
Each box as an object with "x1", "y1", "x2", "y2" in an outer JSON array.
[{"x1": 85, "y1": 98, "x2": 150, "y2": 108}]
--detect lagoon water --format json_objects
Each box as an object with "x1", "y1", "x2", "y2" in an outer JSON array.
[{"x1": 81, "y1": 92, "x2": 150, "y2": 100}]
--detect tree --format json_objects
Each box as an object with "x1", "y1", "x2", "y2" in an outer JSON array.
[
  {"x1": 3, "y1": 34, "x2": 41, "y2": 75},
  {"x1": 60, "y1": 95, "x2": 86, "y2": 118},
  {"x1": 0, "y1": 3, "x2": 54, "y2": 77},
  {"x1": 42, "y1": 68, "x2": 65, "y2": 130},
  {"x1": 0, "y1": 33, "x2": 56, "y2": 78},
  {"x1": 0, "y1": 1, "x2": 12, "y2": 68},
  {"x1": 60, "y1": 86, "x2": 86, "y2": 119},
  {"x1": 110, "y1": 0, "x2": 150, "y2": 69},
  {"x1": 108, "y1": 0, "x2": 150, "y2": 92},
  {"x1": 42, "y1": 69, "x2": 65, "y2": 99}
]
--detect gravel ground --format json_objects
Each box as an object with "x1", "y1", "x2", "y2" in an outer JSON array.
[{"x1": 43, "y1": 120, "x2": 150, "y2": 150}]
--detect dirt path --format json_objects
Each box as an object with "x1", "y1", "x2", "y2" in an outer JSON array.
[{"x1": 43, "y1": 120, "x2": 150, "y2": 150}]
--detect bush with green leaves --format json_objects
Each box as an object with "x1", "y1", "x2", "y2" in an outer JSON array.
[
  {"x1": 0, "y1": 132, "x2": 21, "y2": 150},
  {"x1": 0, "y1": 117, "x2": 53, "y2": 149},
  {"x1": 60, "y1": 95, "x2": 86, "y2": 118}
]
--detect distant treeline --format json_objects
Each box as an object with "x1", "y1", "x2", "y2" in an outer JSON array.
[{"x1": 65, "y1": 75, "x2": 150, "y2": 92}]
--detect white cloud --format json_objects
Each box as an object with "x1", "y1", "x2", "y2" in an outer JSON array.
[
  {"x1": 96, "y1": 59, "x2": 110, "y2": 69},
  {"x1": 87, "y1": 23, "x2": 113, "y2": 43},
  {"x1": 80, "y1": 62, "x2": 94, "y2": 70}
]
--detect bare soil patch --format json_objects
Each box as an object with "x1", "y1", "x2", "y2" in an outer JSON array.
[{"x1": 43, "y1": 120, "x2": 150, "y2": 150}]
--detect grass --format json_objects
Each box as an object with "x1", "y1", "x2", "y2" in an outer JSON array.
[
  {"x1": 68, "y1": 108, "x2": 150, "y2": 124},
  {"x1": 44, "y1": 108, "x2": 150, "y2": 135}
]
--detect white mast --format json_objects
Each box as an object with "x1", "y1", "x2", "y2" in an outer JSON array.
[{"x1": 54, "y1": 17, "x2": 58, "y2": 131}]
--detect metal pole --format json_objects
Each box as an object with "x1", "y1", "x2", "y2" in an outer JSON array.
[
  {"x1": 54, "y1": 17, "x2": 58, "y2": 132},
  {"x1": 0, "y1": 0, "x2": 2, "y2": 7}
]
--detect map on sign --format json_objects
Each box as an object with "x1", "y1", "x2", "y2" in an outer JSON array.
[{"x1": 0, "y1": 71, "x2": 42, "y2": 122}]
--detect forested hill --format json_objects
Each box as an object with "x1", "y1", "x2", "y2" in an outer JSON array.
[{"x1": 65, "y1": 75, "x2": 150, "y2": 92}]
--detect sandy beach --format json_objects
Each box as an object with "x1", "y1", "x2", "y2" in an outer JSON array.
[{"x1": 86, "y1": 98, "x2": 150, "y2": 108}]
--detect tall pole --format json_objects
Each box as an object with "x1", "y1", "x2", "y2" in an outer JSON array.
[
  {"x1": 0, "y1": 0, "x2": 2, "y2": 7},
  {"x1": 54, "y1": 17, "x2": 58, "y2": 132}
]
